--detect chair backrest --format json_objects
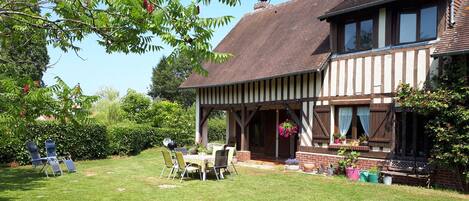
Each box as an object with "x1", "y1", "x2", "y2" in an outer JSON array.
[
  {"x1": 174, "y1": 147, "x2": 188, "y2": 155},
  {"x1": 45, "y1": 139, "x2": 57, "y2": 158},
  {"x1": 175, "y1": 152, "x2": 186, "y2": 170},
  {"x1": 226, "y1": 147, "x2": 235, "y2": 164},
  {"x1": 211, "y1": 145, "x2": 224, "y2": 158},
  {"x1": 161, "y1": 150, "x2": 174, "y2": 168},
  {"x1": 26, "y1": 141, "x2": 43, "y2": 166},
  {"x1": 214, "y1": 150, "x2": 228, "y2": 168}
]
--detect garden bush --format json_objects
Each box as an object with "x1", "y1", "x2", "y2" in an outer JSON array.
[
  {"x1": 0, "y1": 121, "x2": 108, "y2": 165},
  {"x1": 148, "y1": 101, "x2": 195, "y2": 146},
  {"x1": 208, "y1": 117, "x2": 226, "y2": 142},
  {"x1": 107, "y1": 123, "x2": 157, "y2": 155}
]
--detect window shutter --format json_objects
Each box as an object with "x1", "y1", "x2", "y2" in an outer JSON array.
[
  {"x1": 312, "y1": 105, "x2": 331, "y2": 143},
  {"x1": 369, "y1": 104, "x2": 394, "y2": 147}
]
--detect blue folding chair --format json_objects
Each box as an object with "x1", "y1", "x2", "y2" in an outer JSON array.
[
  {"x1": 26, "y1": 141, "x2": 49, "y2": 176},
  {"x1": 44, "y1": 139, "x2": 63, "y2": 176}
]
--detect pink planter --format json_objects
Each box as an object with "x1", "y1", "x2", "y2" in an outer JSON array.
[{"x1": 346, "y1": 167, "x2": 360, "y2": 181}]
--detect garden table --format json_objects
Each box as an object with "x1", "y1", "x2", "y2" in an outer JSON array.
[{"x1": 183, "y1": 154, "x2": 215, "y2": 181}]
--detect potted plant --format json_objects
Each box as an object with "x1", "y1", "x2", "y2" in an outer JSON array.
[
  {"x1": 350, "y1": 140, "x2": 360, "y2": 146},
  {"x1": 284, "y1": 158, "x2": 300, "y2": 171},
  {"x1": 368, "y1": 166, "x2": 380, "y2": 183},
  {"x1": 303, "y1": 163, "x2": 315, "y2": 173},
  {"x1": 278, "y1": 119, "x2": 298, "y2": 139},
  {"x1": 338, "y1": 147, "x2": 360, "y2": 181},
  {"x1": 196, "y1": 144, "x2": 208, "y2": 155},
  {"x1": 359, "y1": 170, "x2": 368, "y2": 182},
  {"x1": 340, "y1": 136, "x2": 347, "y2": 145},
  {"x1": 333, "y1": 133, "x2": 341, "y2": 144},
  {"x1": 359, "y1": 135, "x2": 368, "y2": 146}
]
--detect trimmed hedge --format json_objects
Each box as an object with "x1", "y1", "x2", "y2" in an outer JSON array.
[
  {"x1": 0, "y1": 121, "x2": 109, "y2": 165},
  {"x1": 208, "y1": 117, "x2": 226, "y2": 142},
  {"x1": 107, "y1": 123, "x2": 157, "y2": 155},
  {"x1": 107, "y1": 123, "x2": 195, "y2": 156}
]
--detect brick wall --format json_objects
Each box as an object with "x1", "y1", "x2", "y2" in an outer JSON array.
[
  {"x1": 297, "y1": 151, "x2": 465, "y2": 191},
  {"x1": 236, "y1": 151, "x2": 251, "y2": 162},
  {"x1": 296, "y1": 151, "x2": 385, "y2": 170}
]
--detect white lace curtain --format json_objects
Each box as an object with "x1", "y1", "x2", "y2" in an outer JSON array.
[
  {"x1": 357, "y1": 107, "x2": 370, "y2": 136},
  {"x1": 338, "y1": 107, "x2": 353, "y2": 138}
]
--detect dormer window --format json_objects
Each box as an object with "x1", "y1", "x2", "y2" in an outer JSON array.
[
  {"x1": 341, "y1": 18, "x2": 374, "y2": 53},
  {"x1": 398, "y1": 5, "x2": 437, "y2": 44}
]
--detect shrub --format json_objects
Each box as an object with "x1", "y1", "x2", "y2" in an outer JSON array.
[
  {"x1": 208, "y1": 117, "x2": 226, "y2": 142},
  {"x1": 148, "y1": 101, "x2": 195, "y2": 145},
  {"x1": 0, "y1": 121, "x2": 108, "y2": 165},
  {"x1": 107, "y1": 123, "x2": 157, "y2": 155}
]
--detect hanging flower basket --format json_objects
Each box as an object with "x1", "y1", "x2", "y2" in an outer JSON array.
[{"x1": 278, "y1": 119, "x2": 298, "y2": 139}]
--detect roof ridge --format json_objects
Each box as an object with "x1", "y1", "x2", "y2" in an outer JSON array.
[{"x1": 244, "y1": 0, "x2": 298, "y2": 17}]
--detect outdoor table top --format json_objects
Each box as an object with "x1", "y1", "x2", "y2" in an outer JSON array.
[{"x1": 183, "y1": 154, "x2": 214, "y2": 171}]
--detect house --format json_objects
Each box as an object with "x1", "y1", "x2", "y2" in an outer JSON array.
[{"x1": 181, "y1": 0, "x2": 468, "y2": 189}]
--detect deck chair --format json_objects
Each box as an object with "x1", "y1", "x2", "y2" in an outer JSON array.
[
  {"x1": 44, "y1": 139, "x2": 63, "y2": 176},
  {"x1": 160, "y1": 150, "x2": 176, "y2": 179},
  {"x1": 211, "y1": 145, "x2": 225, "y2": 158},
  {"x1": 212, "y1": 150, "x2": 229, "y2": 180},
  {"x1": 174, "y1": 152, "x2": 201, "y2": 182},
  {"x1": 226, "y1": 147, "x2": 238, "y2": 175},
  {"x1": 26, "y1": 141, "x2": 49, "y2": 176}
]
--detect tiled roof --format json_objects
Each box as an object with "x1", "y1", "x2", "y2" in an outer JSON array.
[
  {"x1": 180, "y1": 0, "x2": 341, "y2": 88},
  {"x1": 318, "y1": 0, "x2": 396, "y2": 20},
  {"x1": 434, "y1": 0, "x2": 469, "y2": 56}
]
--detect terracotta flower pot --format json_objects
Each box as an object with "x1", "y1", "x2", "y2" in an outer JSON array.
[{"x1": 303, "y1": 163, "x2": 315, "y2": 172}]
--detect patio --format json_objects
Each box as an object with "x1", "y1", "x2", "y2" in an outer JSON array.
[{"x1": 0, "y1": 148, "x2": 466, "y2": 201}]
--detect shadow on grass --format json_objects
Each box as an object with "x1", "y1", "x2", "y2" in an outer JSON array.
[{"x1": 0, "y1": 167, "x2": 46, "y2": 200}]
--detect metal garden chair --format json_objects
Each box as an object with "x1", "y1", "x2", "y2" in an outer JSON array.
[
  {"x1": 26, "y1": 141, "x2": 49, "y2": 176},
  {"x1": 174, "y1": 152, "x2": 201, "y2": 182},
  {"x1": 44, "y1": 139, "x2": 63, "y2": 176},
  {"x1": 226, "y1": 147, "x2": 238, "y2": 175},
  {"x1": 160, "y1": 150, "x2": 176, "y2": 179},
  {"x1": 212, "y1": 149, "x2": 229, "y2": 180}
]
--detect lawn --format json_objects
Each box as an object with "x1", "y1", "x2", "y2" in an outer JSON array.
[{"x1": 0, "y1": 148, "x2": 466, "y2": 201}]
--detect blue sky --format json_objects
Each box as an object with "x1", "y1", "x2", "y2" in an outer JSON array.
[{"x1": 43, "y1": 0, "x2": 287, "y2": 96}]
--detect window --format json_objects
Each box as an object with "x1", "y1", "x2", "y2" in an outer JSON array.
[
  {"x1": 360, "y1": 20, "x2": 373, "y2": 49},
  {"x1": 342, "y1": 19, "x2": 374, "y2": 52},
  {"x1": 335, "y1": 106, "x2": 370, "y2": 142},
  {"x1": 398, "y1": 5, "x2": 437, "y2": 44},
  {"x1": 344, "y1": 22, "x2": 357, "y2": 51}
]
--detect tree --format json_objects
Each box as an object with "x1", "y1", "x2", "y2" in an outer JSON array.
[
  {"x1": 50, "y1": 77, "x2": 98, "y2": 124},
  {"x1": 92, "y1": 87, "x2": 125, "y2": 125},
  {"x1": 148, "y1": 55, "x2": 195, "y2": 107},
  {"x1": 0, "y1": 0, "x2": 239, "y2": 73},
  {"x1": 0, "y1": 3, "x2": 49, "y2": 81},
  {"x1": 121, "y1": 89, "x2": 151, "y2": 123},
  {"x1": 396, "y1": 56, "x2": 469, "y2": 191}
]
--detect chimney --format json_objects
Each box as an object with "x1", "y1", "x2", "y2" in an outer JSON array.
[{"x1": 254, "y1": 0, "x2": 270, "y2": 10}]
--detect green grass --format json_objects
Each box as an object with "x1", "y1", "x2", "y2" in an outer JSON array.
[{"x1": 0, "y1": 148, "x2": 466, "y2": 201}]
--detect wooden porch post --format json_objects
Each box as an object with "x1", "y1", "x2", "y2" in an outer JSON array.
[
  {"x1": 276, "y1": 109, "x2": 279, "y2": 159},
  {"x1": 240, "y1": 106, "x2": 247, "y2": 151}
]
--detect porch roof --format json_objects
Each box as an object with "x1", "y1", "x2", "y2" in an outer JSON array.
[{"x1": 180, "y1": 0, "x2": 341, "y2": 89}]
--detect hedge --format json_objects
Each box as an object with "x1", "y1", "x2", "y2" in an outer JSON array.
[
  {"x1": 107, "y1": 123, "x2": 157, "y2": 155},
  {"x1": 208, "y1": 117, "x2": 226, "y2": 142},
  {"x1": 0, "y1": 121, "x2": 109, "y2": 165}
]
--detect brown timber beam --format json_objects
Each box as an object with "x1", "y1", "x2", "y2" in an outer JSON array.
[
  {"x1": 244, "y1": 106, "x2": 261, "y2": 128},
  {"x1": 199, "y1": 107, "x2": 214, "y2": 127}
]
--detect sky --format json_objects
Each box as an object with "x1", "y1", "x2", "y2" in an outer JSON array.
[{"x1": 43, "y1": 0, "x2": 288, "y2": 96}]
